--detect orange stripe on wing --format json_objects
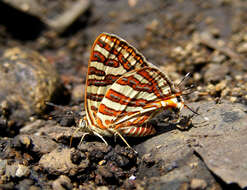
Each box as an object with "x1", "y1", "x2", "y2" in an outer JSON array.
[
  {"x1": 136, "y1": 68, "x2": 164, "y2": 98},
  {"x1": 98, "y1": 103, "x2": 138, "y2": 117},
  {"x1": 105, "y1": 89, "x2": 150, "y2": 107},
  {"x1": 132, "y1": 115, "x2": 150, "y2": 125},
  {"x1": 117, "y1": 75, "x2": 153, "y2": 93},
  {"x1": 96, "y1": 116, "x2": 107, "y2": 129}
]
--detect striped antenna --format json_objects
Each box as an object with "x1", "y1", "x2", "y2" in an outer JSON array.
[{"x1": 178, "y1": 72, "x2": 191, "y2": 87}]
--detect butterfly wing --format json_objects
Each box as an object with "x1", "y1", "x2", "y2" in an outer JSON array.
[
  {"x1": 85, "y1": 33, "x2": 156, "y2": 129},
  {"x1": 97, "y1": 67, "x2": 179, "y2": 136}
]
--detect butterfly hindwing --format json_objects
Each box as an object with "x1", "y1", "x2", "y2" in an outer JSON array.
[{"x1": 96, "y1": 67, "x2": 175, "y2": 136}]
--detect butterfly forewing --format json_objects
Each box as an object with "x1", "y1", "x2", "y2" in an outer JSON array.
[{"x1": 85, "y1": 33, "x2": 156, "y2": 128}]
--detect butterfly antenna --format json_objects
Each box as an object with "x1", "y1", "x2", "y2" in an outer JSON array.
[
  {"x1": 178, "y1": 72, "x2": 191, "y2": 87},
  {"x1": 184, "y1": 104, "x2": 200, "y2": 115},
  {"x1": 182, "y1": 85, "x2": 197, "y2": 95},
  {"x1": 45, "y1": 102, "x2": 65, "y2": 110}
]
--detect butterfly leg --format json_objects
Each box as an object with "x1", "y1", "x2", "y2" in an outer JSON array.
[
  {"x1": 70, "y1": 127, "x2": 82, "y2": 147},
  {"x1": 92, "y1": 131, "x2": 109, "y2": 145},
  {"x1": 114, "y1": 130, "x2": 138, "y2": 154},
  {"x1": 78, "y1": 132, "x2": 90, "y2": 146}
]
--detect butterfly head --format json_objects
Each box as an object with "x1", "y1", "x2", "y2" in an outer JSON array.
[
  {"x1": 162, "y1": 92, "x2": 185, "y2": 114},
  {"x1": 78, "y1": 116, "x2": 91, "y2": 133},
  {"x1": 171, "y1": 72, "x2": 198, "y2": 115}
]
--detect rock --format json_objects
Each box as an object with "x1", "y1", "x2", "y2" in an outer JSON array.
[
  {"x1": 0, "y1": 47, "x2": 60, "y2": 126},
  {"x1": 135, "y1": 100, "x2": 247, "y2": 189},
  {"x1": 20, "y1": 120, "x2": 46, "y2": 134},
  {"x1": 39, "y1": 148, "x2": 89, "y2": 176},
  {"x1": 35, "y1": 124, "x2": 86, "y2": 144},
  {"x1": 52, "y1": 175, "x2": 73, "y2": 190},
  {"x1": 5, "y1": 163, "x2": 30, "y2": 178},
  {"x1": 203, "y1": 63, "x2": 229, "y2": 83},
  {"x1": 188, "y1": 101, "x2": 247, "y2": 188},
  {"x1": 13, "y1": 134, "x2": 58, "y2": 155}
]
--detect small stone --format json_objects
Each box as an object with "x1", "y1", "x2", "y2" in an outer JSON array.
[
  {"x1": 97, "y1": 166, "x2": 114, "y2": 179},
  {"x1": 211, "y1": 54, "x2": 226, "y2": 63},
  {"x1": 215, "y1": 80, "x2": 227, "y2": 92},
  {"x1": 15, "y1": 164, "x2": 30, "y2": 177},
  {"x1": 52, "y1": 175, "x2": 73, "y2": 190},
  {"x1": 96, "y1": 186, "x2": 109, "y2": 190},
  {"x1": 5, "y1": 163, "x2": 30, "y2": 178},
  {"x1": 146, "y1": 19, "x2": 159, "y2": 31},
  {"x1": 203, "y1": 64, "x2": 229, "y2": 83},
  {"x1": 98, "y1": 160, "x2": 106, "y2": 166},
  {"x1": 72, "y1": 84, "x2": 85, "y2": 103},
  {"x1": 190, "y1": 178, "x2": 207, "y2": 190},
  {"x1": 230, "y1": 96, "x2": 237, "y2": 103},
  {"x1": 142, "y1": 153, "x2": 155, "y2": 167},
  {"x1": 237, "y1": 42, "x2": 247, "y2": 53},
  {"x1": 20, "y1": 120, "x2": 46, "y2": 134},
  {"x1": 5, "y1": 163, "x2": 19, "y2": 178},
  {"x1": 129, "y1": 175, "x2": 136, "y2": 180},
  {"x1": 0, "y1": 159, "x2": 8, "y2": 175}
]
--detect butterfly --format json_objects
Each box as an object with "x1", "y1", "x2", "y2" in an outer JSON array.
[{"x1": 78, "y1": 33, "x2": 186, "y2": 149}]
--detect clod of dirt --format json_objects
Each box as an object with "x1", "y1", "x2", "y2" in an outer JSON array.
[
  {"x1": 78, "y1": 142, "x2": 112, "y2": 162},
  {"x1": 0, "y1": 47, "x2": 60, "y2": 128},
  {"x1": 39, "y1": 147, "x2": 89, "y2": 176}
]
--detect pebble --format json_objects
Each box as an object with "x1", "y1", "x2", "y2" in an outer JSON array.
[
  {"x1": 52, "y1": 175, "x2": 73, "y2": 190},
  {"x1": 5, "y1": 163, "x2": 30, "y2": 178},
  {"x1": 237, "y1": 42, "x2": 247, "y2": 53},
  {"x1": 16, "y1": 164, "x2": 30, "y2": 177},
  {"x1": 190, "y1": 178, "x2": 207, "y2": 189}
]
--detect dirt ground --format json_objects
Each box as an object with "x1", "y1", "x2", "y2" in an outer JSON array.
[{"x1": 0, "y1": 0, "x2": 247, "y2": 189}]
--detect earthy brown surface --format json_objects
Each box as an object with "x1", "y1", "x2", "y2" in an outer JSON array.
[{"x1": 0, "y1": 0, "x2": 247, "y2": 189}]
